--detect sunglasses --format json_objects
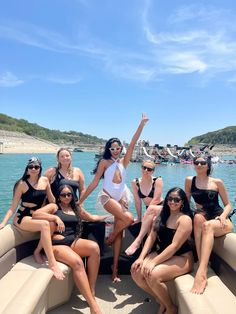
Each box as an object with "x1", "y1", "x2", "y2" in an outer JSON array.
[
  {"x1": 167, "y1": 196, "x2": 182, "y2": 203},
  {"x1": 194, "y1": 160, "x2": 207, "y2": 166},
  {"x1": 60, "y1": 192, "x2": 72, "y2": 198},
  {"x1": 28, "y1": 165, "x2": 40, "y2": 170},
  {"x1": 109, "y1": 147, "x2": 121, "y2": 152},
  {"x1": 142, "y1": 165, "x2": 154, "y2": 172}
]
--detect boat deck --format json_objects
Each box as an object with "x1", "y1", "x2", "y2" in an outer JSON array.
[{"x1": 48, "y1": 274, "x2": 157, "y2": 313}]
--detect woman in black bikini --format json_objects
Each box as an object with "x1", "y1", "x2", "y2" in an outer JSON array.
[
  {"x1": 125, "y1": 160, "x2": 163, "y2": 256},
  {"x1": 185, "y1": 155, "x2": 233, "y2": 294},
  {"x1": 33, "y1": 184, "x2": 105, "y2": 314},
  {"x1": 0, "y1": 157, "x2": 64, "y2": 280},
  {"x1": 131, "y1": 187, "x2": 193, "y2": 314}
]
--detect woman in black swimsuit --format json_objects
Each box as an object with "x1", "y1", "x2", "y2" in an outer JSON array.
[
  {"x1": 131, "y1": 187, "x2": 193, "y2": 314},
  {"x1": 0, "y1": 157, "x2": 64, "y2": 280},
  {"x1": 185, "y1": 156, "x2": 233, "y2": 294},
  {"x1": 45, "y1": 147, "x2": 86, "y2": 202},
  {"x1": 125, "y1": 160, "x2": 163, "y2": 256},
  {"x1": 33, "y1": 184, "x2": 105, "y2": 314}
]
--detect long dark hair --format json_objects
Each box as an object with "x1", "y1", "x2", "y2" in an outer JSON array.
[
  {"x1": 57, "y1": 184, "x2": 83, "y2": 238},
  {"x1": 13, "y1": 159, "x2": 42, "y2": 194},
  {"x1": 93, "y1": 137, "x2": 123, "y2": 175},
  {"x1": 154, "y1": 187, "x2": 192, "y2": 233}
]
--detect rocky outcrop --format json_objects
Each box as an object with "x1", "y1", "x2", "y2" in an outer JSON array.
[{"x1": 0, "y1": 130, "x2": 59, "y2": 153}]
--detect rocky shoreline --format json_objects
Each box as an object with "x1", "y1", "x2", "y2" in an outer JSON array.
[
  {"x1": 210, "y1": 144, "x2": 236, "y2": 157},
  {"x1": 0, "y1": 130, "x2": 235, "y2": 155}
]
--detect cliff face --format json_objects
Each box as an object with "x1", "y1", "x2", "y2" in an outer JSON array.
[{"x1": 0, "y1": 130, "x2": 59, "y2": 153}]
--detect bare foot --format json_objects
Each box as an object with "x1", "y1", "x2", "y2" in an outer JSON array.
[
  {"x1": 111, "y1": 265, "x2": 121, "y2": 283},
  {"x1": 90, "y1": 302, "x2": 102, "y2": 314},
  {"x1": 49, "y1": 264, "x2": 65, "y2": 280},
  {"x1": 34, "y1": 250, "x2": 45, "y2": 264},
  {"x1": 190, "y1": 274, "x2": 207, "y2": 294},
  {"x1": 125, "y1": 241, "x2": 140, "y2": 256}
]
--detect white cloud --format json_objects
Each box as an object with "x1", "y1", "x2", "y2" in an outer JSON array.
[
  {"x1": 1, "y1": 3, "x2": 236, "y2": 84},
  {"x1": 0, "y1": 72, "x2": 24, "y2": 87},
  {"x1": 46, "y1": 76, "x2": 82, "y2": 85}
]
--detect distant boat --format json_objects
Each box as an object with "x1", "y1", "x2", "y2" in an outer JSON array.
[{"x1": 73, "y1": 148, "x2": 84, "y2": 152}]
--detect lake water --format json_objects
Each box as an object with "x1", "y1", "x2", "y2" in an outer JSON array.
[{"x1": 0, "y1": 152, "x2": 235, "y2": 231}]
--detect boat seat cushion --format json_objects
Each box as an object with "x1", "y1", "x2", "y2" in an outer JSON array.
[
  {"x1": 169, "y1": 264, "x2": 236, "y2": 314},
  {"x1": 0, "y1": 255, "x2": 74, "y2": 314}
]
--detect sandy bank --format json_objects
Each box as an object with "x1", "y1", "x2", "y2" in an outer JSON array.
[
  {"x1": 0, "y1": 130, "x2": 59, "y2": 154},
  {"x1": 0, "y1": 130, "x2": 235, "y2": 155}
]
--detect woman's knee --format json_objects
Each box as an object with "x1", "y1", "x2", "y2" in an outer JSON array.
[
  {"x1": 40, "y1": 220, "x2": 51, "y2": 232},
  {"x1": 70, "y1": 256, "x2": 85, "y2": 270},
  {"x1": 89, "y1": 241, "x2": 100, "y2": 258},
  {"x1": 125, "y1": 212, "x2": 134, "y2": 225},
  {"x1": 194, "y1": 214, "x2": 206, "y2": 227}
]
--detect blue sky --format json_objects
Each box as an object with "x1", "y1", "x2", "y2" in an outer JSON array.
[{"x1": 0, "y1": 0, "x2": 236, "y2": 146}]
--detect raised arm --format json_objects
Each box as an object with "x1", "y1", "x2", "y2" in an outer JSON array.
[{"x1": 123, "y1": 113, "x2": 149, "y2": 168}]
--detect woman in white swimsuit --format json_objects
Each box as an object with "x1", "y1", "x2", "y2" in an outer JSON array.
[{"x1": 79, "y1": 113, "x2": 149, "y2": 282}]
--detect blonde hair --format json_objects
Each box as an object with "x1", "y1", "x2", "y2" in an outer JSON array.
[
  {"x1": 142, "y1": 159, "x2": 155, "y2": 168},
  {"x1": 56, "y1": 147, "x2": 73, "y2": 177}
]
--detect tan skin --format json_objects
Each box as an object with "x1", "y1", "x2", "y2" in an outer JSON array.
[
  {"x1": 79, "y1": 113, "x2": 149, "y2": 282},
  {"x1": 125, "y1": 160, "x2": 163, "y2": 256},
  {"x1": 131, "y1": 191, "x2": 193, "y2": 314},
  {"x1": 44, "y1": 148, "x2": 86, "y2": 204},
  {"x1": 33, "y1": 186, "x2": 105, "y2": 314},
  {"x1": 0, "y1": 165, "x2": 64, "y2": 280},
  {"x1": 185, "y1": 157, "x2": 233, "y2": 294}
]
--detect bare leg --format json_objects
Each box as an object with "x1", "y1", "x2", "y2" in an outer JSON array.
[
  {"x1": 14, "y1": 217, "x2": 64, "y2": 280},
  {"x1": 112, "y1": 231, "x2": 122, "y2": 282},
  {"x1": 126, "y1": 205, "x2": 162, "y2": 256},
  {"x1": 72, "y1": 238, "x2": 100, "y2": 297},
  {"x1": 34, "y1": 221, "x2": 57, "y2": 264},
  {"x1": 191, "y1": 219, "x2": 233, "y2": 294},
  {"x1": 193, "y1": 214, "x2": 206, "y2": 260},
  {"x1": 104, "y1": 199, "x2": 133, "y2": 245},
  {"x1": 54, "y1": 245, "x2": 102, "y2": 314},
  {"x1": 145, "y1": 255, "x2": 193, "y2": 314},
  {"x1": 131, "y1": 263, "x2": 163, "y2": 312}
]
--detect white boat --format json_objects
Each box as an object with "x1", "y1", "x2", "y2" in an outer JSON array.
[{"x1": 0, "y1": 221, "x2": 236, "y2": 313}]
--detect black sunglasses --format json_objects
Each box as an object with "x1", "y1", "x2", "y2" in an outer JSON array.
[
  {"x1": 60, "y1": 192, "x2": 72, "y2": 198},
  {"x1": 194, "y1": 160, "x2": 207, "y2": 166},
  {"x1": 167, "y1": 196, "x2": 182, "y2": 203},
  {"x1": 28, "y1": 165, "x2": 40, "y2": 170},
  {"x1": 142, "y1": 165, "x2": 154, "y2": 172}
]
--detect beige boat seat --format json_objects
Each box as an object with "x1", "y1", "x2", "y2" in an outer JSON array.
[
  {"x1": 166, "y1": 232, "x2": 236, "y2": 314},
  {"x1": 0, "y1": 224, "x2": 74, "y2": 314}
]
